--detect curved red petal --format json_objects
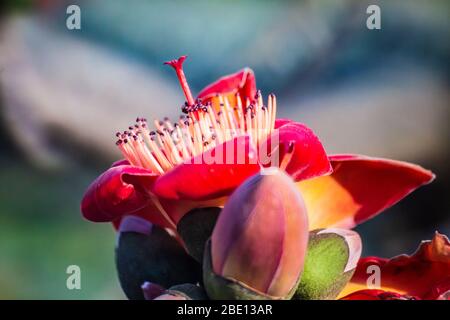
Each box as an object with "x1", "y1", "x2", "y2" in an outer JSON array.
[
  {"x1": 111, "y1": 196, "x2": 227, "y2": 231},
  {"x1": 340, "y1": 289, "x2": 419, "y2": 300},
  {"x1": 350, "y1": 233, "x2": 450, "y2": 299},
  {"x1": 340, "y1": 289, "x2": 385, "y2": 300},
  {"x1": 111, "y1": 208, "x2": 164, "y2": 231},
  {"x1": 111, "y1": 203, "x2": 175, "y2": 230},
  {"x1": 197, "y1": 68, "x2": 256, "y2": 103},
  {"x1": 81, "y1": 165, "x2": 158, "y2": 223},
  {"x1": 423, "y1": 279, "x2": 450, "y2": 300},
  {"x1": 274, "y1": 118, "x2": 293, "y2": 129},
  {"x1": 152, "y1": 136, "x2": 260, "y2": 201},
  {"x1": 297, "y1": 154, "x2": 435, "y2": 229},
  {"x1": 111, "y1": 159, "x2": 130, "y2": 167},
  {"x1": 263, "y1": 122, "x2": 332, "y2": 181}
]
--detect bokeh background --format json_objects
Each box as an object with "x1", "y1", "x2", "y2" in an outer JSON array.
[{"x1": 0, "y1": 0, "x2": 448, "y2": 299}]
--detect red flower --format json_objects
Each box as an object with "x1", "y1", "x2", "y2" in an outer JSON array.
[
  {"x1": 340, "y1": 232, "x2": 450, "y2": 300},
  {"x1": 80, "y1": 56, "x2": 434, "y2": 233}
]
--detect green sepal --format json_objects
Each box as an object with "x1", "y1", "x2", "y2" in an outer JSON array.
[
  {"x1": 293, "y1": 229, "x2": 360, "y2": 300},
  {"x1": 166, "y1": 283, "x2": 209, "y2": 300},
  {"x1": 177, "y1": 207, "x2": 220, "y2": 262},
  {"x1": 116, "y1": 226, "x2": 202, "y2": 300}
]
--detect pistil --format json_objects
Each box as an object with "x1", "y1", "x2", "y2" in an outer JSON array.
[{"x1": 164, "y1": 56, "x2": 195, "y2": 106}]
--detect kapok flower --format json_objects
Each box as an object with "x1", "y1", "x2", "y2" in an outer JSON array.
[{"x1": 81, "y1": 56, "x2": 434, "y2": 235}]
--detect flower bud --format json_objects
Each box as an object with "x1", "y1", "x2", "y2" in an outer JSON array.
[
  {"x1": 141, "y1": 282, "x2": 165, "y2": 300},
  {"x1": 204, "y1": 168, "x2": 309, "y2": 299},
  {"x1": 294, "y1": 228, "x2": 362, "y2": 300}
]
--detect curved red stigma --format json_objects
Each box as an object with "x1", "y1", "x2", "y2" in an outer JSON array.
[{"x1": 164, "y1": 55, "x2": 195, "y2": 107}]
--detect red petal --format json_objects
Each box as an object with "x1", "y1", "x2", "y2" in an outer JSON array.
[
  {"x1": 349, "y1": 233, "x2": 450, "y2": 299},
  {"x1": 111, "y1": 159, "x2": 130, "y2": 167},
  {"x1": 111, "y1": 196, "x2": 227, "y2": 230},
  {"x1": 197, "y1": 68, "x2": 256, "y2": 104},
  {"x1": 263, "y1": 122, "x2": 332, "y2": 181},
  {"x1": 274, "y1": 118, "x2": 293, "y2": 129},
  {"x1": 297, "y1": 154, "x2": 435, "y2": 229},
  {"x1": 423, "y1": 279, "x2": 450, "y2": 300},
  {"x1": 340, "y1": 289, "x2": 385, "y2": 300},
  {"x1": 152, "y1": 136, "x2": 260, "y2": 201},
  {"x1": 340, "y1": 289, "x2": 419, "y2": 300},
  {"x1": 111, "y1": 203, "x2": 175, "y2": 230},
  {"x1": 81, "y1": 165, "x2": 158, "y2": 222}
]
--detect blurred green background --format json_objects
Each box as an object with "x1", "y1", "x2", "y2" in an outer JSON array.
[{"x1": 0, "y1": 0, "x2": 449, "y2": 299}]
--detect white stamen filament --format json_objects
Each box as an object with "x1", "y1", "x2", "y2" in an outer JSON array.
[{"x1": 115, "y1": 94, "x2": 277, "y2": 174}]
